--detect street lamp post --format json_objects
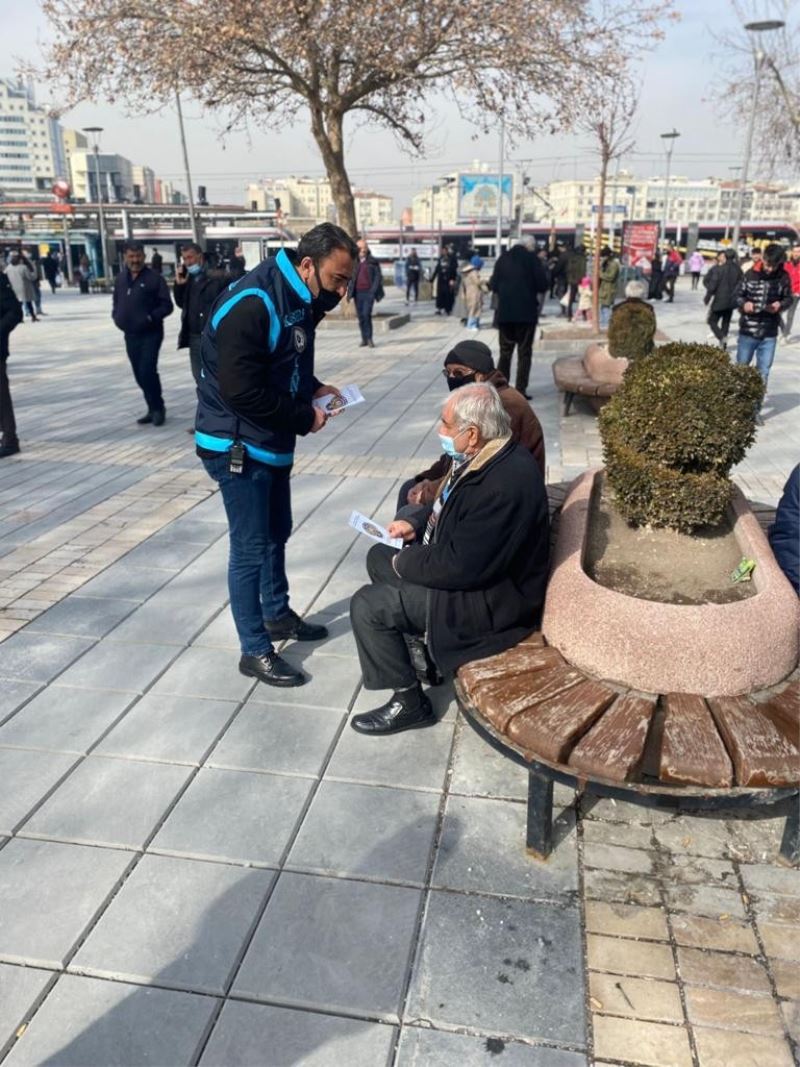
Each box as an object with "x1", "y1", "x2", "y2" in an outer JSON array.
[
  {"x1": 731, "y1": 19, "x2": 786, "y2": 252},
  {"x1": 660, "y1": 128, "x2": 680, "y2": 248},
  {"x1": 81, "y1": 126, "x2": 109, "y2": 279},
  {"x1": 174, "y1": 88, "x2": 200, "y2": 244},
  {"x1": 723, "y1": 165, "x2": 742, "y2": 243},
  {"x1": 496, "y1": 117, "x2": 505, "y2": 259}
]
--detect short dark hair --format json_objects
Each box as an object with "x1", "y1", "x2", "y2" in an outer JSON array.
[
  {"x1": 296, "y1": 223, "x2": 357, "y2": 264},
  {"x1": 123, "y1": 240, "x2": 144, "y2": 253},
  {"x1": 181, "y1": 242, "x2": 203, "y2": 256},
  {"x1": 763, "y1": 243, "x2": 785, "y2": 270}
]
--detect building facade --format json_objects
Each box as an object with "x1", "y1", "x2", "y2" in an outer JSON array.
[
  {"x1": 131, "y1": 164, "x2": 157, "y2": 204},
  {"x1": 246, "y1": 176, "x2": 394, "y2": 230},
  {"x1": 0, "y1": 78, "x2": 66, "y2": 199},
  {"x1": 69, "y1": 150, "x2": 135, "y2": 203}
]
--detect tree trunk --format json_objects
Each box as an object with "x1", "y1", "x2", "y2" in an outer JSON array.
[
  {"x1": 592, "y1": 158, "x2": 608, "y2": 330},
  {"x1": 308, "y1": 105, "x2": 358, "y2": 237}
]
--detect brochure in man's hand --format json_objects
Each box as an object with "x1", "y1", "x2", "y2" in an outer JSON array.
[
  {"x1": 348, "y1": 511, "x2": 403, "y2": 549},
  {"x1": 314, "y1": 385, "x2": 365, "y2": 414}
]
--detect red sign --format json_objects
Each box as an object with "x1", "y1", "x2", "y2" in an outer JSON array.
[{"x1": 622, "y1": 221, "x2": 660, "y2": 269}]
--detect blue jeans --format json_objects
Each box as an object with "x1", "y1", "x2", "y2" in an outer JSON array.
[
  {"x1": 202, "y1": 453, "x2": 292, "y2": 656},
  {"x1": 355, "y1": 292, "x2": 375, "y2": 342},
  {"x1": 736, "y1": 334, "x2": 777, "y2": 390},
  {"x1": 466, "y1": 316, "x2": 480, "y2": 329},
  {"x1": 600, "y1": 305, "x2": 611, "y2": 328}
]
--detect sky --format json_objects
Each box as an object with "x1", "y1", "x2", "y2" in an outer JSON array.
[{"x1": 0, "y1": 0, "x2": 792, "y2": 211}]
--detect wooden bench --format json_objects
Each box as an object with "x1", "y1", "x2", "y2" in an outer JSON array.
[
  {"x1": 551, "y1": 354, "x2": 618, "y2": 416},
  {"x1": 455, "y1": 634, "x2": 800, "y2": 864}
]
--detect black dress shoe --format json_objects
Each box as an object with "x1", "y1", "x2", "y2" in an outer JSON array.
[
  {"x1": 136, "y1": 412, "x2": 153, "y2": 425},
  {"x1": 265, "y1": 608, "x2": 328, "y2": 642},
  {"x1": 0, "y1": 440, "x2": 20, "y2": 459},
  {"x1": 239, "y1": 652, "x2": 306, "y2": 687},
  {"x1": 152, "y1": 409, "x2": 166, "y2": 427},
  {"x1": 404, "y1": 635, "x2": 442, "y2": 686},
  {"x1": 367, "y1": 339, "x2": 375, "y2": 348},
  {"x1": 358, "y1": 341, "x2": 368, "y2": 347},
  {"x1": 350, "y1": 689, "x2": 435, "y2": 735}
]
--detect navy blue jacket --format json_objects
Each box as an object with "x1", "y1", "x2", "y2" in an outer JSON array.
[
  {"x1": 112, "y1": 266, "x2": 173, "y2": 335},
  {"x1": 195, "y1": 248, "x2": 322, "y2": 467},
  {"x1": 769, "y1": 464, "x2": 799, "y2": 594}
]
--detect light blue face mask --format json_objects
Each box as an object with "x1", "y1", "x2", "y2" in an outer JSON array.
[
  {"x1": 438, "y1": 432, "x2": 465, "y2": 461},
  {"x1": 186, "y1": 263, "x2": 203, "y2": 276}
]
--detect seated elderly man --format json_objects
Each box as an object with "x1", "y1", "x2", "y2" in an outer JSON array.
[{"x1": 349, "y1": 382, "x2": 550, "y2": 736}]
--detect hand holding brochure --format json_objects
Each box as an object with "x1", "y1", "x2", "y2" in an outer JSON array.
[
  {"x1": 349, "y1": 511, "x2": 403, "y2": 549},
  {"x1": 314, "y1": 385, "x2": 365, "y2": 414}
]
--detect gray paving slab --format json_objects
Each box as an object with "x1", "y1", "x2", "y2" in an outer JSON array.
[
  {"x1": 2, "y1": 974, "x2": 218, "y2": 1067},
  {"x1": 102, "y1": 592, "x2": 221, "y2": 646},
  {"x1": 95, "y1": 693, "x2": 237, "y2": 764},
  {"x1": 150, "y1": 646, "x2": 255, "y2": 700},
  {"x1": 198, "y1": 1000, "x2": 396, "y2": 1067},
  {"x1": 0, "y1": 838, "x2": 133, "y2": 967},
  {"x1": 149, "y1": 517, "x2": 226, "y2": 544},
  {"x1": 0, "y1": 749, "x2": 79, "y2": 833},
  {"x1": 150, "y1": 767, "x2": 314, "y2": 866},
  {"x1": 182, "y1": 494, "x2": 227, "y2": 524},
  {"x1": 407, "y1": 890, "x2": 585, "y2": 1046},
  {"x1": 70, "y1": 855, "x2": 273, "y2": 995},
  {"x1": 20, "y1": 756, "x2": 192, "y2": 848},
  {"x1": 0, "y1": 964, "x2": 54, "y2": 1056},
  {"x1": 233, "y1": 872, "x2": 422, "y2": 1022},
  {"x1": 53, "y1": 641, "x2": 181, "y2": 694},
  {"x1": 0, "y1": 687, "x2": 135, "y2": 754},
  {"x1": 27, "y1": 596, "x2": 139, "y2": 638},
  {"x1": 77, "y1": 564, "x2": 176, "y2": 602},
  {"x1": 0, "y1": 633, "x2": 94, "y2": 684},
  {"x1": 396, "y1": 1027, "x2": 587, "y2": 1066},
  {"x1": 290, "y1": 612, "x2": 359, "y2": 659},
  {"x1": 189, "y1": 608, "x2": 240, "y2": 651},
  {"x1": 245, "y1": 650, "x2": 363, "y2": 711},
  {"x1": 288, "y1": 781, "x2": 440, "y2": 885},
  {"x1": 432, "y1": 795, "x2": 578, "y2": 901},
  {"x1": 450, "y1": 718, "x2": 529, "y2": 800},
  {"x1": 118, "y1": 537, "x2": 211, "y2": 572},
  {"x1": 208, "y1": 702, "x2": 344, "y2": 778},
  {"x1": 0, "y1": 682, "x2": 40, "y2": 727}
]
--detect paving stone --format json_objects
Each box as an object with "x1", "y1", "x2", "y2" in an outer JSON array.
[
  {"x1": 208, "y1": 702, "x2": 343, "y2": 777},
  {"x1": 395, "y1": 1026, "x2": 586, "y2": 1066},
  {"x1": 0, "y1": 633, "x2": 94, "y2": 683},
  {"x1": 199, "y1": 1001, "x2": 396, "y2": 1067},
  {"x1": 0, "y1": 749, "x2": 80, "y2": 833},
  {"x1": 151, "y1": 767, "x2": 313, "y2": 866},
  {"x1": 449, "y1": 716, "x2": 528, "y2": 800},
  {"x1": 692, "y1": 1026, "x2": 795, "y2": 1067},
  {"x1": 581, "y1": 819, "x2": 654, "y2": 851},
  {"x1": 583, "y1": 868, "x2": 662, "y2": 908},
  {"x1": 27, "y1": 596, "x2": 138, "y2": 638},
  {"x1": 780, "y1": 999, "x2": 800, "y2": 1043},
  {"x1": 661, "y1": 853, "x2": 739, "y2": 889},
  {"x1": 0, "y1": 964, "x2": 53, "y2": 1054},
  {"x1": 685, "y1": 985, "x2": 784, "y2": 1036},
  {"x1": 117, "y1": 537, "x2": 210, "y2": 571},
  {"x1": 772, "y1": 958, "x2": 800, "y2": 1000},
  {"x1": 583, "y1": 842, "x2": 655, "y2": 876},
  {"x1": 0, "y1": 838, "x2": 132, "y2": 967},
  {"x1": 54, "y1": 641, "x2": 180, "y2": 694},
  {"x1": 190, "y1": 609, "x2": 239, "y2": 651},
  {"x1": 651, "y1": 816, "x2": 733, "y2": 859},
  {"x1": 233, "y1": 872, "x2": 421, "y2": 1022},
  {"x1": 592, "y1": 1015, "x2": 692, "y2": 1067},
  {"x1": 677, "y1": 946, "x2": 771, "y2": 993},
  {"x1": 21, "y1": 756, "x2": 192, "y2": 848},
  {"x1": 758, "y1": 921, "x2": 800, "y2": 961},
  {"x1": 0, "y1": 682, "x2": 40, "y2": 726},
  {"x1": 0, "y1": 687, "x2": 135, "y2": 754},
  {"x1": 740, "y1": 863, "x2": 800, "y2": 898},
  {"x1": 246, "y1": 650, "x2": 362, "y2": 710},
  {"x1": 77, "y1": 564, "x2": 175, "y2": 602},
  {"x1": 70, "y1": 855, "x2": 273, "y2": 995},
  {"x1": 2, "y1": 974, "x2": 217, "y2": 1067},
  {"x1": 751, "y1": 891, "x2": 800, "y2": 926},
  {"x1": 581, "y1": 798, "x2": 669, "y2": 826},
  {"x1": 588, "y1": 972, "x2": 683, "y2": 1023},
  {"x1": 288, "y1": 781, "x2": 440, "y2": 884},
  {"x1": 663, "y1": 882, "x2": 747, "y2": 921},
  {"x1": 102, "y1": 593, "x2": 220, "y2": 646},
  {"x1": 431, "y1": 794, "x2": 577, "y2": 900},
  {"x1": 407, "y1": 890, "x2": 585, "y2": 1046},
  {"x1": 95, "y1": 694, "x2": 237, "y2": 764},
  {"x1": 151, "y1": 646, "x2": 255, "y2": 700},
  {"x1": 298, "y1": 613, "x2": 359, "y2": 659},
  {"x1": 670, "y1": 913, "x2": 759, "y2": 954},
  {"x1": 584, "y1": 901, "x2": 669, "y2": 941},
  {"x1": 150, "y1": 517, "x2": 226, "y2": 544},
  {"x1": 725, "y1": 808, "x2": 794, "y2": 864},
  {"x1": 586, "y1": 934, "x2": 675, "y2": 981}
]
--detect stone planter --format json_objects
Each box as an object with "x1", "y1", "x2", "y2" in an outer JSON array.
[
  {"x1": 583, "y1": 343, "x2": 628, "y2": 386},
  {"x1": 543, "y1": 469, "x2": 800, "y2": 696}
]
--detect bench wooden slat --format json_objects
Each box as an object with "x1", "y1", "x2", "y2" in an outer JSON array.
[
  {"x1": 708, "y1": 696, "x2": 800, "y2": 788},
  {"x1": 659, "y1": 694, "x2": 733, "y2": 788},
  {"x1": 459, "y1": 644, "x2": 560, "y2": 699},
  {"x1": 568, "y1": 693, "x2": 657, "y2": 782},
  {"x1": 507, "y1": 679, "x2": 617, "y2": 763},
  {"x1": 477, "y1": 663, "x2": 586, "y2": 733},
  {"x1": 761, "y1": 680, "x2": 800, "y2": 749}
]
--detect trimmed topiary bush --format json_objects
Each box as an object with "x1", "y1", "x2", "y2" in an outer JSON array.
[
  {"x1": 607, "y1": 298, "x2": 657, "y2": 361},
  {"x1": 599, "y1": 342, "x2": 765, "y2": 531}
]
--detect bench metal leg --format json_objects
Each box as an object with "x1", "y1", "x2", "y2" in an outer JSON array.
[
  {"x1": 562, "y1": 392, "x2": 574, "y2": 417},
  {"x1": 779, "y1": 800, "x2": 800, "y2": 867},
  {"x1": 526, "y1": 771, "x2": 553, "y2": 860}
]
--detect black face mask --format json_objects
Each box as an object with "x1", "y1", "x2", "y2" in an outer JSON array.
[
  {"x1": 447, "y1": 371, "x2": 477, "y2": 391},
  {"x1": 312, "y1": 265, "x2": 343, "y2": 315}
]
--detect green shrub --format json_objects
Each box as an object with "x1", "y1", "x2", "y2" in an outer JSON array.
[
  {"x1": 607, "y1": 298, "x2": 657, "y2": 361},
  {"x1": 599, "y1": 342, "x2": 765, "y2": 531}
]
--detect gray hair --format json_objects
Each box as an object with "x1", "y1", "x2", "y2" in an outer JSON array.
[
  {"x1": 516, "y1": 235, "x2": 536, "y2": 252},
  {"x1": 624, "y1": 280, "x2": 648, "y2": 299},
  {"x1": 448, "y1": 382, "x2": 511, "y2": 441}
]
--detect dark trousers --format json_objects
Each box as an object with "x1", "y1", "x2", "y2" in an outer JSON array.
[
  {"x1": 498, "y1": 321, "x2": 536, "y2": 393},
  {"x1": 188, "y1": 334, "x2": 203, "y2": 385},
  {"x1": 355, "y1": 292, "x2": 375, "y2": 342},
  {"x1": 664, "y1": 275, "x2": 676, "y2": 302},
  {"x1": 566, "y1": 283, "x2": 579, "y2": 319},
  {"x1": 691, "y1": 272, "x2": 701, "y2": 290},
  {"x1": 0, "y1": 332, "x2": 16, "y2": 444},
  {"x1": 125, "y1": 330, "x2": 164, "y2": 413},
  {"x1": 350, "y1": 543, "x2": 428, "y2": 690},
  {"x1": 782, "y1": 295, "x2": 799, "y2": 338},
  {"x1": 201, "y1": 453, "x2": 292, "y2": 657},
  {"x1": 708, "y1": 308, "x2": 733, "y2": 343},
  {"x1": 406, "y1": 276, "x2": 419, "y2": 302}
]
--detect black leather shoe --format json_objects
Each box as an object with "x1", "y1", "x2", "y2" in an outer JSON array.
[
  {"x1": 350, "y1": 690, "x2": 435, "y2": 735},
  {"x1": 239, "y1": 652, "x2": 306, "y2": 687},
  {"x1": 136, "y1": 412, "x2": 153, "y2": 425},
  {"x1": 265, "y1": 609, "x2": 328, "y2": 642},
  {"x1": 0, "y1": 440, "x2": 20, "y2": 459},
  {"x1": 152, "y1": 409, "x2": 166, "y2": 427},
  {"x1": 404, "y1": 635, "x2": 442, "y2": 686},
  {"x1": 367, "y1": 339, "x2": 375, "y2": 348}
]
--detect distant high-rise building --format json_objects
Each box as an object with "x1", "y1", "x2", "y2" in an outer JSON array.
[
  {"x1": 132, "y1": 164, "x2": 157, "y2": 203},
  {"x1": 69, "y1": 148, "x2": 135, "y2": 203},
  {"x1": 0, "y1": 77, "x2": 66, "y2": 199}
]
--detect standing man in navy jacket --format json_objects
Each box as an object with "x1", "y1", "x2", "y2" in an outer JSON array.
[
  {"x1": 196, "y1": 222, "x2": 357, "y2": 688},
  {"x1": 112, "y1": 240, "x2": 173, "y2": 425}
]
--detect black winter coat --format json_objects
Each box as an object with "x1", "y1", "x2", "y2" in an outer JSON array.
[
  {"x1": 173, "y1": 269, "x2": 229, "y2": 348},
  {"x1": 704, "y1": 261, "x2": 742, "y2": 311},
  {"x1": 736, "y1": 267, "x2": 793, "y2": 339},
  {"x1": 0, "y1": 272, "x2": 23, "y2": 338},
  {"x1": 112, "y1": 267, "x2": 173, "y2": 335},
  {"x1": 488, "y1": 246, "x2": 549, "y2": 324},
  {"x1": 394, "y1": 438, "x2": 550, "y2": 677}
]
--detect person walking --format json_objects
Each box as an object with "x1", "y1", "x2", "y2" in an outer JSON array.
[
  {"x1": 663, "y1": 246, "x2": 682, "y2": 303},
  {"x1": 150, "y1": 249, "x2": 163, "y2": 274},
  {"x1": 430, "y1": 252, "x2": 457, "y2": 315},
  {"x1": 648, "y1": 250, "x2": 665, "y2": 300},
  {"x1": 536, "y1": 248, "x2": 551, "y2": 316},
  {"x1": 736, "y1": 243, "x2": 793, "y2": 408},
  {"x1": 598, "y1": 246, "x2": 620, "y2": 327},
  {"x1": 77, "y1": 253, "x2": 92, "y2": 294},
  {"x1": 195, "y1": 222, "x2": 357, "y2": 689},
  {"x1": 549, "y1": 243, "x2": 568, "y2": 300},
  {"x1": 42, "y1": 251, "x2": 59, "y2": 295},
  {"x1": 347, "y1": 238, "x2": 383, "y2": 347},
  {"x1": 704, "y1": 249, "x2": 742, "y2": 349},
  {"x1": 0, "y1": 268, "x2": 23, "y2": 458},
  {"x1": 687, "y1": 249, "x2": 704, "y2": 290},
  {"x1": 405, "y1": 250, "x2": 422, "y2": 304},
  {"x1": 6, "y1": 252, "x2": 38, "y2": 321},
  {"x1": 781, "y1": 244, "x2": 800, "y2": 343},
  {"x1": 460, "y1": 255, "x2": 486, "y2": 330},
  {"x1": 173, "y1": 242, "x2": 228, "y2": 385},
  {"x1": 488, "y1": 236, "x2": 549, "y2": 399},
  {"x1": 565, "y1": 243, "x2": 587, "y2": 320},
  {"x1": 112, "y1": 239, "x2": 173, "y2": 426}
]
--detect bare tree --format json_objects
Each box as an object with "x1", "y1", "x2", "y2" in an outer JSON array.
[{"x1": 39, "y1": 0, "x2": 672, "y2": 236}]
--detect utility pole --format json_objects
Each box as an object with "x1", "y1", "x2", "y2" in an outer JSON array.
[
  {"x1": 175, "y1": 89, "x2": 200, "y2": 244},
  {"x1": 723, "y1": 165, "x2": 742, "y2": 243},
  {"x1": 660, "y1": 128, "x2": 680, "y2": 249},
  {"x1": 82, "y1": 126, "x2": 109, "y2": 279},
  {"x1": 496, "y1": 117, "x2": 505, "y2": 259}
]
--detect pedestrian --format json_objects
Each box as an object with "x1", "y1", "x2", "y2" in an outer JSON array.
[
  {"x1": 430, "y1": 252, "x2": 457, "y2": 315},
  {"x1": 704, "y1": 249, "x2": 741, "y2": 350},
  {"x1": 172, "y1": 242, "x2": 228, "y2": 385},
  {"x1": 687, "y1": 248, "x2": 704, "y2": 290},
  {"x1": 663, "y1": 246, "x2": 682, "y2": 303},
  {"x1": 347, "y1": 238, "x2": 383, "y2": 347},
  {"x1": 488, "y1": 236, "x2": 549, "y2": 398},
  {"x1": 228, "y1": 247, "x2": 246, "y2": 279},
  {"x1": 598, "y1": 246, "x2": 620, "y2": 328},
  {"x1": 6, "y1": 252, "x2": 38, "y2": 321},
  {"x1": 196, "y1": 222, "x2": 357, "y2": 689},
  {"x1": 150, "y1": 249, "x2": 163, "y2": 274},
  {"x1": 78, "y1": 253, "x2": 92, "y2": 294},
  {"x1": 405, "y1": 250, "x2": 421, "y2": 304},
  {"x1": 42, "y1": 250, "x2": 59, "y2": 295},
  {"x1": 536, "y1": 248, "x2": 551, "y2": 316},
  {"x1": 460, "y1": 255, "x2": 487, "y2": 330},
  {"x1": 780, "y1": 244, "x2": 800, "y2": 343},
  {"x1": 735, "y1": 243, "x2": 792, "y2": 408},
  {"x1": 769, "y1": 464, "x2": 799, "y2": 594},
  {"x1": 112, "y1": 239, "x2": 173, "y2": 426},
  {"x1": 549, "y1": 243, "x2": 568, "y2": 300},
  {"x1": 648, "y1": 250, "x2": 664, "y2": 300},
  {"x1": 348, "y1": 383, "x2": 550, "y2": 736},
  {"x1": 577, "y1": 275, "x2": 593, "y2": 322},
  {"x1": 740, "y1": 247, "x2": 763, "y2": 274},
  {"x1": 565, "y1": 243, "x2": 587, "y2": 320},
  {"x1": 0, "y1": 268, "x2": 23, "y2": 458}
]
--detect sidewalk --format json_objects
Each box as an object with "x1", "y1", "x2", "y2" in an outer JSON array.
[{"x1": 0, "y1": 282, "x2": 797, "y2": 1066}]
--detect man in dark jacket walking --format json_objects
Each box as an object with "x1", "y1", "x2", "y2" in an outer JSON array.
[
  {"x1": 173, "y1": 243, "x2": 228, "y2": 383},
  {"x1": 112, "y1": 240, "x2": 173, "y2": 425},
  {"x1": 704, "y1": 249, "x2": 742, "y2": 349},
  {"x1": 349, "y1": 382, "x2": 550, "y2": 735},
  {"x1": 565, "y1": 243, "x2": 587, "y2": 320},
  {"x1": 347, "y1": 239, "x2": 383, "y2": 347},
  {"x1": 488, "y1": 237, "x2": 549, "y2": 397},
  {"x1": 0, "y1": 270, "x2": 23, "y2": 458},
  {"x1": 736, "y1": 243, "x2": 793, "y2": 400}
]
